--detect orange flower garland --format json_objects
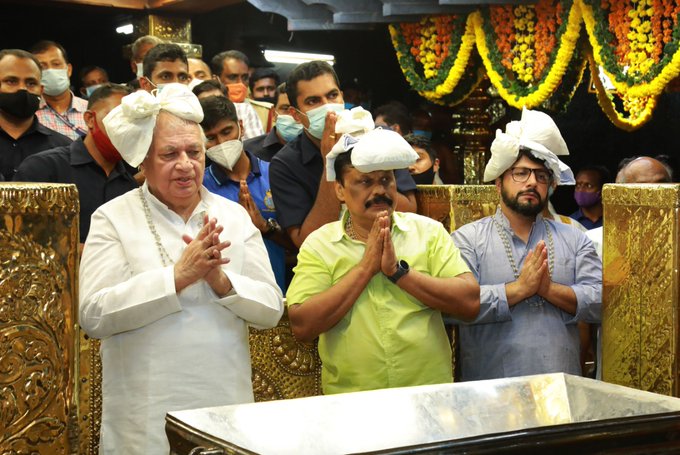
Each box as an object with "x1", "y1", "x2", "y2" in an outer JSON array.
[
  {"x1": 490, "y1": 6, "x2": 515, "y2": 70},
  {"x1": 389, "y1": 0, "x2": 680, "y2": 129},
  {"x1": 534, "y1": 1, "x2": 561, "y2": 79}
]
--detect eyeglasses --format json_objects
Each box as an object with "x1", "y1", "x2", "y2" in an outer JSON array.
[{"x1": 509, "y1": 167, "x2": 552, "y2": 184}]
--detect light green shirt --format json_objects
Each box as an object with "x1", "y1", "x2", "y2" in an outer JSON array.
[{"x1": 287, "y1": 211, "x2": 470, "y2": 395}]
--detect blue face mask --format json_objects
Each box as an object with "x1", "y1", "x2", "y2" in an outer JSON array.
[
  {"x1": 344, "y1": 102, "x2": 356, "y2": 110},
  {"x1": 275, "y1": 114, "x2": 303, "y2": 142},
  {"x1": 303, "y1": 103, "x2": 345, "y2": 140},
  {"x1": 412, "y1": 129, "x2": 433, "y2": 140},
  {"x1": 85, "y1": 84, "x2": 104, "y2": 98},
  {"x1": 145, "y1": 77, "x2": 168, "y2": 95}
]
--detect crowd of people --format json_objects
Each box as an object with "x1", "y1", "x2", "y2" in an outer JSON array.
[{"x1": 0, "y1": 35, "x2": 675, "y2": 454}]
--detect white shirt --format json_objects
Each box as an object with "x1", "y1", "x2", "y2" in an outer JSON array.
[
  {"x1": 234, "y1": 101, "x2": 265, "y2": 140},
  {"x1": 79, "y1": 183, "x2": 283, "y2": 455}
]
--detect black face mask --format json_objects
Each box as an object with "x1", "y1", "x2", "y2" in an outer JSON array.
[
  {"x1": 412, "y1": 167, "x2": 436, "y2": 185},
  {"x1": 254, "y1": 96, "x2": 277, "y2": 105},
  {"x1": 0, "y1": 90, "x2": 41, "y2": 119}
]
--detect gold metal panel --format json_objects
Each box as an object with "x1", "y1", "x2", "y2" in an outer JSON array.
[
  {"x1": 78, "y1": 334, "x2": 101, "y2": 455},
  {"x1": 602, "y1": 184, "x2": 680, "y2": 396},
  {"x1": 416, "y1": 184, "x2": 499, "y2": 233},
  {"x1": 0, "y1": 183, "x2": 79, "y2": 453},
  {"x1": 249, "y1": 309, "x2": 322, "y2": 401},
  {"x1": 147, "y1": 15, "x2": 192, "y2": 43}
]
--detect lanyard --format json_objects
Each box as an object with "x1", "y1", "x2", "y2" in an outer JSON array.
[{"x1": 47, "y1": 103, "x2": 88, "y2": 138}]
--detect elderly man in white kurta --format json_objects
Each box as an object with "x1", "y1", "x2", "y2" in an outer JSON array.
[{"x1": 79, "y1": 83, "x2": 283, "y2": 454}]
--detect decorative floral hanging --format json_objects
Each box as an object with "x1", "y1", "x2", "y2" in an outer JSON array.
[
  {"x1": 388, "y1": 0, "x2": 680, "y2": 130},
  {"x1": 588, "y1": 51, "x2": 658, "y2": 130},
  {"x1": 389, "y1": 15, "x2": 476, "y2": 101},
  {"x1": 578, "y1": 0, "x2": 680, "y2": 98},
  {"x1": 473, "y1": 0, "x2": 583, "y2": 109},
  {"x1": 427, "y1": 52, "x2": 486, "y2": 107},
  {"x1": 541, "y1": 37, "x2": 589, "y2": 112}
]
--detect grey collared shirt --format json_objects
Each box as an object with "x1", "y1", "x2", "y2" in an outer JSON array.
[{"x1": 451, "y1": 208, "x2": 602, "y2": 381}]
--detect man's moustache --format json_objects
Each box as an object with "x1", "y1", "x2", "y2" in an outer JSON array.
[
  {"x1": 518, "y1": 190, "x2": 541, "y2": 201},
  {"x1": 365, "y1": 195, "x2": 393, "y2": 208}
]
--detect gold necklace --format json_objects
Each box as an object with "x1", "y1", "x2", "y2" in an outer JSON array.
[
  {"x1": 493, "y1": 216, "x2": 554, "y2": 279},
  {"x1": 345, "y1": 215, "x2": 359, "y2": 241},
  {"x1": 138, "y1": 188, "x2": 174, "y2": 266}
]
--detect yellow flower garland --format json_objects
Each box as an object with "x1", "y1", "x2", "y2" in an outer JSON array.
[
  {"x1": 389, "y1": 1, "x2": 678, "y2": 131},
  {"x1": 419, "y1": 14, "x2": 477, "y2": 101},
  {"x1": 577, "y1": 0, "x2": 680, "y2": 98},
  {"x1": 587, "y1": 50, "x2": 657, "y2": 131},
  {"x1": 472, "y1": 4, "x2": 583, "y2": 109}
]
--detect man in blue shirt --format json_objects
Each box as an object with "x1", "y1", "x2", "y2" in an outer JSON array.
[
  {"x1": 200, "y1": 95, "x2": 292, "y2": 292},
  {"x1": 569, "y1": 165, "x2": 610, "y2": 230},
  {"x1": 451, "y1": 109, "x2": 602, "y2": 381}
]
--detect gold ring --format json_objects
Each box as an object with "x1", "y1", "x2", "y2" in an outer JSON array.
[
  {"x1": 206, "y1": 250, "x2": 212, "y2": 259},
  {"x1": 329, "y1": 134, "x2": 336, "y2": 140}
]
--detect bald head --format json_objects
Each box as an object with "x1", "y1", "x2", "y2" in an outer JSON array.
[{"x1": 616, "y1": 157, "x2": 672, "y2": 183}]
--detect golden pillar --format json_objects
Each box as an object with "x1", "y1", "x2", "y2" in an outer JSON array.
[
  {"x1": 451, "y1": 79, "x2": 493, "y2": 185},
  {"x1": 602, "y1": 184, "x2": 680, "y2": 396},
  {"x1": 123, "y1": 14, "x2": 202, "y2": 60},
  {"x1": 0, "y1": 183, "x2": 79, "y2": 453}
]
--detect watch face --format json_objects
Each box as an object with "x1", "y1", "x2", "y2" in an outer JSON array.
[{"x1": 398, "y1": 259, "x2": 409, "y2": 271}]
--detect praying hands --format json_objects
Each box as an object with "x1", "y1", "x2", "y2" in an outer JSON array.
[{"x1": 175, "y1": 213, "x2": 233, "y2": 296}]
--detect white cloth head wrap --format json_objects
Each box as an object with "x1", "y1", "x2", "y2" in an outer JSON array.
[
  {"x1": 326, "y1": 126, "x2": 418, "y2": 181},
  {"x1": 484, "y1": 108, "x2": 575, "y2": 185},
  {"x1": 103, "y1": 83, "x2": 204, "y2": 167}
]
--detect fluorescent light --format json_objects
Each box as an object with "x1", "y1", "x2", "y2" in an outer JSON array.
[
  {"x1": 264, "y1": 50, "x2": 335, "y2": 65},
  {"x1": 116, "y1": 24, "x2": 134, "y2": 35}
]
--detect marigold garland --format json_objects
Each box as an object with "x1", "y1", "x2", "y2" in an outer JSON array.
[
  {"x1": 578, "y1": 0, "x2": 680, "y2": 97},
  {"x1": 428, "y1": 52, "x2": 486, "y2": 107},
  {"x1": 389, "y1": 15, "x2": 472, "y2": 96},
  {"x1": 388, "y1": 0, "x2": 680, "y2": 130},
  {"x1": 420, "y1": 14, "x2": 477, "y2": 100},
  {"x1": 473, "y1": 0, "x2": 582, "y2": 109},
  {"x1": 587, "y1": 49, "x2": 658, "y2": 130},
  {"x1": 542, "y1": 38, "x2": 589, "y2": 112}
]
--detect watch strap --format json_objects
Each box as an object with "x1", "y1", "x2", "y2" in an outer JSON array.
[{"x1": 387, "y1": 260, "x2": 409, "y2": 284}]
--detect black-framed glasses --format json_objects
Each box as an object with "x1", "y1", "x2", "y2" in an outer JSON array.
[{"x1": 509, "y1": 167, "x2": 552, "y2": 184}]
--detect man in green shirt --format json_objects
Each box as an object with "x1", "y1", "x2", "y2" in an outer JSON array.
[{"x1": 286, "y1": 128, "x2": 480, "y2": 394}]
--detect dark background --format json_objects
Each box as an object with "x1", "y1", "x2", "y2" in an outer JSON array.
[{"x1": 2, "y1": 0, "x2": 678, "y2": 213}]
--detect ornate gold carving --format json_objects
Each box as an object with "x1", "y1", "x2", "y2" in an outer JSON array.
[
  {"x1": 451, "y1": 79, "x2": 493, "y2": 184},
  {"x1": 249, "y1": 311, "x2": 322, "y2": 401},
  {"x1": 137, "y1": 15, "x2": 192, "y2": 43},
  {"x1": 78, "y1": 333, "x2": 101, "y2": 455},
  {"x1": 0, "y1": 183, "x2": 78, "y2": 453},
  {"x1": 602, "y1": 184, "x2": 680, "y2": 396},
  {"x1": 416, "y1": 184, "x2": 499, "y2": 233}
]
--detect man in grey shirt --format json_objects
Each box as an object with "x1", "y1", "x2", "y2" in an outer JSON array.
[{"x1": 452, "y1": 109, "x2": 602, "y2": 381}]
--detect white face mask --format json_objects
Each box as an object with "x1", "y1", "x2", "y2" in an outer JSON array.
[
  {"x1": 207, "y1": 139, "x2": 243, "y2": 171},
  {"x1": 42, "y1": 68, "x2": 70, "y2": 96},
  {"x1": 188, "y1": 77, "x2": 204, "y2": 92},
  {"x1": 136, "y1": 62, "x2": 144, "y2": 78}
]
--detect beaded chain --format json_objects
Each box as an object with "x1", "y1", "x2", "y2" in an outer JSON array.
[
  {"x1": 138, "y1": 188, "x2": 174, "y2": 266},
  {"x1": 345, "y1": 215, "x2": 359, "y2": 240},
  {"x1": 493, "y1": 217, "x2": 554, "y2": 279}
]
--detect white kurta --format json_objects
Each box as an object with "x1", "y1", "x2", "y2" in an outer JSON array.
[{"x1": 79, "y1": 183, "x2": 283, "y2": 455}]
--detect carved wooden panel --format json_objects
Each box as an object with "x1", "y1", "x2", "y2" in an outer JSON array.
[{"x1": 0, "y1": 183, "x2": 79, "y2": 454}]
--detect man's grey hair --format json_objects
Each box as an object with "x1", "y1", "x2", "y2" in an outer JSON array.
[{"x1": 132, "y1": 35, "x2": 164, "y2": 60}]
